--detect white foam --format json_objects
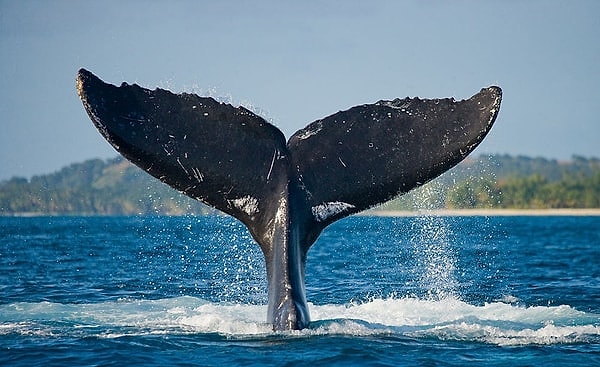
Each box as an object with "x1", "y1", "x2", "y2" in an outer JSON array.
[
  {"x1": 309, "y1": 297, "x2": 600, "y2": 345},
  {"x1": 1, "y1": 297, "x2": 598, "y2": 345}
]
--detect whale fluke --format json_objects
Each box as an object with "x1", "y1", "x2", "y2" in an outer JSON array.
[{"x1": 77, "y1": 68, "x2": 501, "y2": 330}]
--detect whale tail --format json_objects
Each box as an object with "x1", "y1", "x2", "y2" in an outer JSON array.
[{"x1": 77, "y1": 68, "x2": 501, "y2": 330}]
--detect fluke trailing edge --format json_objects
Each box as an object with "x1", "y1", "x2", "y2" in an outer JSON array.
[{"x1": 76, "y1": 68, "x2": 501, "y2": 330}]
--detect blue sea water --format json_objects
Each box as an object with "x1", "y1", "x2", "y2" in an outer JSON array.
[{"x1": 0, "y1": 215, "x2": 599, "y2": 366}]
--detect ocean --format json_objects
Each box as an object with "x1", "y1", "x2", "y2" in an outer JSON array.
[{"x1": 1, "y1": 215, "x2": 599, "y2": 366}]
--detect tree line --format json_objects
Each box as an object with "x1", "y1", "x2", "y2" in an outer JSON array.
[
  {"x1": 1, "y1": 155, "x2": 599, "y2": 215},
  {"x1": 444, "y1": 173, "x2": 600, "y2": 209},
  {"x1": 0, "y1": 158, "x2": 212, "y2": 215}
]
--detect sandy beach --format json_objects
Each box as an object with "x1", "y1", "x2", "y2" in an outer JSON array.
[{"x1": 366, "y1": 208, "x2": 600, "y2": 217}]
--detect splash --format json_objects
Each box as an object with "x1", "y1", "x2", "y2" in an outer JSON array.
[
  {"x1": 1, "y1": 297, "x2": 598, "y2": 345},
  {"x1": 408, "y1": 182, "x2": 458, "y2": 300}
]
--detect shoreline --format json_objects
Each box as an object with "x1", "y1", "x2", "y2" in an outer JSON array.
[
  {"x1": 365, "y1": 208, "x2": 600, "y2": 217},
  {"x1": 3, "y1": 208, "x2": 600, "y2": 217}
]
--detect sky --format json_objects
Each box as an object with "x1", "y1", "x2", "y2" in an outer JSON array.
[{"x1": 1, "y1": 0, "x2": 599, "y2": 180}]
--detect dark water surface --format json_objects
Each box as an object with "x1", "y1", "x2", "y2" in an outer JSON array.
[{"x1": 1, "y1": 215, "x2": 599, "y2": 366}]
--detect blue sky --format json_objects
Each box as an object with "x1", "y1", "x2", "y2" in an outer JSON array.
[{"x1": 1, "y1": 1, "x2": 599, "y2": 180}]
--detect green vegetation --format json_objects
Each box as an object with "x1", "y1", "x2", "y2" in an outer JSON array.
[
  {"x1": 368, "y1": 154, "x2": 600, "y2": 211},
  {"x1": 444, "y1": 173, "x2": 600, "y2": 209},
  {"x1": 1, "y1": 155, "x2": 599, "y2": 215},
  {"x1": 443, "y1": 155, "x2": 600, "y2": 209},
  {"x1": 0, "y1": 157, "x2": 212, "y2": 215}
]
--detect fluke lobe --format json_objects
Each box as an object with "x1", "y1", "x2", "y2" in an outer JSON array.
[{"x1": 76, "y1": 69, "x2": 501, "y2": 330}]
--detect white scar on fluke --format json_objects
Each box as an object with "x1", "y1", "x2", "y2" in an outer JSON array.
[
  {"x1": 311, "y1": 202, "x2": 356, "y2": 222},
  {"x1": 230, "y1": 196, "x2": 259, "y2": 217}
]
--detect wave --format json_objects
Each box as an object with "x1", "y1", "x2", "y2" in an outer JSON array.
[{"x1": 1, "y1": 296, "x2": 598, "y2": 346}]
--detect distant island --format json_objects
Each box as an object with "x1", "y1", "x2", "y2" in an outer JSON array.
[{"x1": 1, "y1": 154, "x2": 599, "y2": 216}]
